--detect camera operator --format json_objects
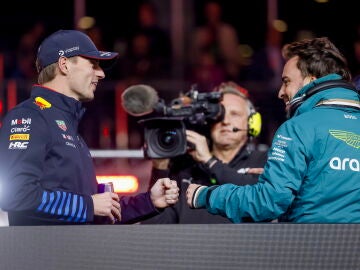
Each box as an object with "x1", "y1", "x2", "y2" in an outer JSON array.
[{"x1": 141, "y1": 81, "x2": 267, "y2": 224}]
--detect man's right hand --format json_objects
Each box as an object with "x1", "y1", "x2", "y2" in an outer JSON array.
[
  {"x1": 186, "y1": 130, "x2": 212, "y2": 163},
  {"x1": 91, "y1": 192, "x2": 121, "y2": 224}
]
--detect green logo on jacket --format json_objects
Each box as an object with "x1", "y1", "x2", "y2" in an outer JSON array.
[{"x1": 329, "y1": 130, "x2": 360, "y2": 149}]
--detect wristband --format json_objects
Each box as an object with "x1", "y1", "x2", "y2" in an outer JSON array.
[
  {"x1": 204, "y1": 156, "x2": 218, "y2": 169},
  {"x1": 191, "y1": 186, "x2": 206, "y2": 209}
]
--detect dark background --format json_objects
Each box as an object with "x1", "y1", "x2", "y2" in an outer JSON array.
[{"x1": 1, "y1": 0, "x2": 359, "y2": 58}]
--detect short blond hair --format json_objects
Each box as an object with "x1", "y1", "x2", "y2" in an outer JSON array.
[
  {"x1": 36, "y1": 56, "x2": 78, "y2": 84},
  {"x1": 213, "y1": 81, "x2": 255, "y2": 115}
]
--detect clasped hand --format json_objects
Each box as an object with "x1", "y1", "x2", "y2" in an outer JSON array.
[
  {"x1": 92, "y1": 192, "x2": 121, "y2": 224},
  {"x1": 150, "y1": 177, "x2": 179, "y2": 208}
]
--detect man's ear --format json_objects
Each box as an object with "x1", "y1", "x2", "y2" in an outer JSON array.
[
  {"x1": 303, "y1": 75, "x2": 316, "y2": 85},
  {"x1": 58, "y1": 56, "x2": 69, "y2": 74}
]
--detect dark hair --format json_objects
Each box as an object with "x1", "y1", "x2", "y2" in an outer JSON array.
[{"x1": 282, "y1": 37, "x2": 351, "y2": 81}]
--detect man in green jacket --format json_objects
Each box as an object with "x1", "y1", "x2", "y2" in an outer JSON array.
[{"x1": 186, "y1": 37, "x2": 360, "y2": 223}]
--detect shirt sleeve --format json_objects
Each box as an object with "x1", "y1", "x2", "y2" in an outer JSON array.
[
  {"x1": 206, "y1": 151, "x2": 267, "y2": 186},
  {"x1": 140, "y1": 206, "x2": 178, "y2": 224}
]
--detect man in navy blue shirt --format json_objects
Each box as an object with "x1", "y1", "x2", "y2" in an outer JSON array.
[{"x1": 0, "y1": 29, "x2": 179, "y2": 225}]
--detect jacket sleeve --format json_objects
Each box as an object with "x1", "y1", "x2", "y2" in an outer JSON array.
[
  {"x1": 195, "y1": 122, "x2": 305, "y2": 222},
  {"x1": 140, "y1": 205, "x2": 178, "y2": 224},
  {"x1": 0, "y1": 108, "x2": 93, "y2": 223},
  {"x1": 206, "y1": 150, "x2": 267, "y2": 186},
  {"x1": 118, "y1": 192, "x2": 159, "y2": 224}
]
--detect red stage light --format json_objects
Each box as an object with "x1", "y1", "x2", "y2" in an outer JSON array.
[{"x1": 96, "y1": 175, "x2": 139, "y2": 193}]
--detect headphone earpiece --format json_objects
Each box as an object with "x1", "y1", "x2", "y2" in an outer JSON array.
[
  {"x1": 248, "y1": 111, "x2": 261, "y2": 137},
  {"x1": 247, "y1": 102, "x2": 262, "y2": 138}
]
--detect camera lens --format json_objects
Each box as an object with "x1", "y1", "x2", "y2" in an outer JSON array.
[
  {"x1": 142, "y1": 118, "x2": 187, "y2": 158},
  {"x1": 159, "y1": 130, "x2": 177, "y2": 148}
]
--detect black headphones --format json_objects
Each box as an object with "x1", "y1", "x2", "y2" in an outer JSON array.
[{"x1": 288, "y1": 80, "x2": 358, "y2": 118}]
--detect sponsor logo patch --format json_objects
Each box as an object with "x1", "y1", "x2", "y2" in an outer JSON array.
[
  {"x1": 11, "y1": 118, "x2": 31, "y2": 125},
  {"x1": 11, "y1": 125, "x2": 31, "y2": 133},
  {"x1": 9, "y1": 134, "x2": 30, "y2": 141},
  {"x1": 8, "y1": 141, "x2": 29, "y2": 149},
  {"x1": 56, "y1": 120, "x2": 67, "y2": 131},
  {"x1": 330, "y1": 157, "x2": 359, "y2": 172},
  {"x1": 66, "y1": 142, "x2": 76, "y2": 148},
  {"x1": 61, "y1": 134, "x2": 74, "y2": 141},
  {"x1": 34, "y1": 97, "x2": 52, "y2": 110},
  {"x1": 329, "y1": 130, "x2": 360, "y2": 149}
]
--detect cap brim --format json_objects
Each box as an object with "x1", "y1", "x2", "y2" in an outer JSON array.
[
  {"x1": 80, "y1": 51, "x2": 119, "y2": 71},
  {"x1": 80, "y1": 51, "x2": 119, "y2": 61}
]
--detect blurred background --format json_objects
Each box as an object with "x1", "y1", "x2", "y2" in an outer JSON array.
[{"x1": 1, "y1": 0, "x2": 360, "y2": 196}]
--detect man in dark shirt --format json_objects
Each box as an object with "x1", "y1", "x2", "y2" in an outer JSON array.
[{"x1": 142, "y1": 81, "x2": 267, "y2": 224}]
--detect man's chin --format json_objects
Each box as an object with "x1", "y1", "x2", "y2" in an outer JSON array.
[{"x1": 80, "y1": 95, "x2": 94, "y2": 102}]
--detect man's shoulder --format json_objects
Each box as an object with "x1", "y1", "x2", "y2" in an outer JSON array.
[
  {"x1": 1, "y1": 97, "x2": 54, "y2": 131},
  {"x1": 8, "y1": 97, "x2": 51, "y2": 117}
]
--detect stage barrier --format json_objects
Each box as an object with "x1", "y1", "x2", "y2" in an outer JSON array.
[{"x1": 0, "y1": 224, "x2": 359, "y2": 269}]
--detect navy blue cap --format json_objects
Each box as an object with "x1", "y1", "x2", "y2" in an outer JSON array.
[{"x1": 37, "y1": 29, "x2": 118, "y2": 71}]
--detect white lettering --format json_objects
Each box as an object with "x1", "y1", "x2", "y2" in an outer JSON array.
[
  {"x1": 11, "y1": 118, "x2": 31, "y2": 126},
  {"x1": 330, "y1": 157, "x2": 360, "y2": 172},
  {"x1": 273, "y1": 147, "x2": 285, "y2": 153},
  {"x1": 349, "y1": 159, "x2": 360, "y2": 171},
  {"x1": 342, "y1": 158, "x2": 350, "y2": 170},
  {"x1": 65, "y1": 46, "x2": 79, "y2": 53},
  {"x1": 330, "y1": 157, "x2": 341, "y2": 170},
  {"x1": 268, "y1": 156, "x2": 285, "y2": 162},
  {"x1": 277, "y1": 134, "x2": 292, "y2": 141},
  {"x1": 272, "y1": 151, "x2": 284, "y2": 158},
  {"x1": 344, "y1": 114, "x2": 357, "y2": 120},
  {"x1": 274, "y1": 140, "x2": 288, "y2": 147},
  {"x1": 10, "y1": 125, "x2": 31, "y2": 133},
  {"x1": 8, "y1": 141, "x2": 29, "y2": 149},
  {"x1": 66, "y1": 142, "x2": 76, "y2": 148}
]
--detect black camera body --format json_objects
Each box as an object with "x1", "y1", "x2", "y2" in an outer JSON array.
[{"x1": 139, "y1": 89, "x2": 224, "y2": 158}]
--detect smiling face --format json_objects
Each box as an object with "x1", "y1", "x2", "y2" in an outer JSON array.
[
  {"x1": 66, "y1": 56, "x2": 105, "y2": 102},
  {"x1": 278, "y1": 56, "x2": 313, "y2": 113}
]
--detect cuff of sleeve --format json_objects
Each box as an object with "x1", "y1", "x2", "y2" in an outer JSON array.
[
  {"x1": 204, "y1": 156, "x2": 219, "y2": 169},
  {"x1": 84, "y1": 194, "x2": 94, "y2": 222},
  {"x1": 192, "y1": 186, "x2": 208, "y2": 208},
  {"x1": 144, "y1": 191, "x2": 160, "y2": 213}
]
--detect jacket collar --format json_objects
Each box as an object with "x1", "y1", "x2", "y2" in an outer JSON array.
[
  {"x1": 293, "y1": 74, "x2": 341, "y2": 99},
  {"x1": 30, "y1": 85, "x2": 86, "y2": 120},
  {"x1": 292, "y1": 74, "x2": 359, "y2": 117}
]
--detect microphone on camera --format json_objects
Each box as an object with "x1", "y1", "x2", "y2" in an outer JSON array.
[
  {"x1": 121, "y1": 84, "x2": 160, "y2": 116},
  {"x1": 232, "y1": 127, "x2": 248, "y2": 133}
]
